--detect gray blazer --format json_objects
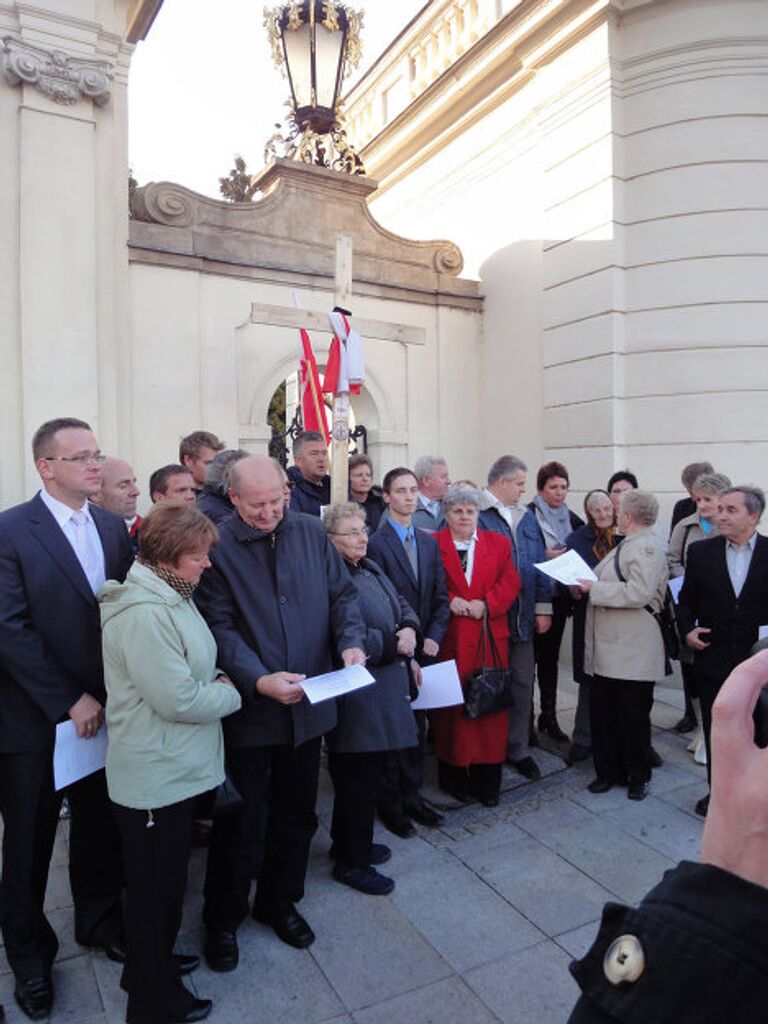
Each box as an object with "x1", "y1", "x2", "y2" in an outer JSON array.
[{"x1": 325, "y1": 558, "x2": 419, "y2": 753}]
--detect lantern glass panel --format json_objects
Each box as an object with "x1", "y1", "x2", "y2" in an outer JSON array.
[
  {"x1": 283, "y1": 22, "x2": 313, "y2": 109},
  {"x1": 314, "y1": 23, "x2": 345, "y2": 109}
]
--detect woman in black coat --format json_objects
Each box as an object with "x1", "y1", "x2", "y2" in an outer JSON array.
[
  {"x1": 565, "y1": 490, "x2": 616, "y2": 763},
  {"x1": 324, "y1": 503, "x2": 420, "y2": 896}
]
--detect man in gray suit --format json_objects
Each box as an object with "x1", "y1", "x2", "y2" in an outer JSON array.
[{"x1": 411, "y1": 455, "x2": 451, "y2": 532}]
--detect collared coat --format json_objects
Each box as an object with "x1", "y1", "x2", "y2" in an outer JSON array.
[
  {"x1": 287, "y1": 465, "x2": 331, "y2": 517},
  {"x1": 584, "y1": 528, "x2": 668, "y2": 682},
  {"x1": 477, "y1": 500, "x2": 553, "y2": 643},
  {"x1": 431, "y1": 529, "x2": 521, "y2": 766},
  {"x1": 366, "y1": 519, "x2": 450, "y2": 657},
  {"x1": 325, "y1": 558, "x2": 419, "y2": 753},
  {"x1": 100, "y1": 562, "x2": 242, "y2": 809},
  {"x1": 0, "y1": 493, "x2": 134, "y2": 752},
  {"x1": 194, "y1": 509, "x2": 366, "y2": 748},
  {"x1": 666, "y1": 511, "x2": 717, "y2": 578}
]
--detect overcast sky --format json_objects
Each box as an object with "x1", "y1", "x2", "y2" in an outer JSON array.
[{"x1": 128, "y1": 0, "x2": 425, "y2": 197}]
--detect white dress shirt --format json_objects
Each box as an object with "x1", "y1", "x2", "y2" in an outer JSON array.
[
  {"x1": 726, "y1": 532, "x2": 757, "y2": 598},
  {"x1": 39, "y1": 489, "x2": 106, "y2": 595}
]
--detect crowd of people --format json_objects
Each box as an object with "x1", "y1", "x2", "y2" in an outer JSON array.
[{"x1": 1, "y1": 417, "x2": 767, "y2": 1024}]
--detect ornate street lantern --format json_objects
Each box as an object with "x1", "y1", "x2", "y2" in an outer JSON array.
[{"x1": 263, "y1": 1, "x2": 365, "y2": 173}]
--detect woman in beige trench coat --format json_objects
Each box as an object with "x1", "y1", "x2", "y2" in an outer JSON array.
[{"x1": 579, "y1": 490, "x2": 668, "y2": 800}]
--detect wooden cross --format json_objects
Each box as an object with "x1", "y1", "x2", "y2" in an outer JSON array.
[{"x1": 249, "y1": 234, "x2": 425, "y2": 505}]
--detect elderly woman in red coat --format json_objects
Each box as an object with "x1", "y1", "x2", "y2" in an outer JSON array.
[{"x1": 432, "y1": 483, "x2": 521, "y2": 806}]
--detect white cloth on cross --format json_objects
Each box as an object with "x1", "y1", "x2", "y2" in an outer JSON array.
[{"x1": 328, "y1": 310, "x2": 365, "y2": 392}]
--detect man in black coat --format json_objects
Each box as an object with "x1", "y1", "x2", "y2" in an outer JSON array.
[
  {"x1": 367, "y1": 467, "x2": 450, "y2": 836},
  {"x1": 195, "y1": 456, "x2": 366, "y2": 970},
  {"x1": 287, "y1": 430, "x2": 331, "y2": 516},
  {"x1": 567, "y1": 649, "x2": 768, "y2": 1023},
  {"x1": 0, "y1": 418, "x2": 133, "y2": 1020},
  {"x1": 677, "y1": 485, "x2": 768, "y2": 815}
]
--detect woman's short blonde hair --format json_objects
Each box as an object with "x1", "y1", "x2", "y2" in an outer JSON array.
[
  {"x1": 619, "y1": 488, "x2": 659, "y2": 527},
  {"x1": 692, "y1": 472, "x2": 731, "y2": 496},
  {"x1": 138, "y1": 501, "x2": 219, "y2": 566},
  {"x1": 323, "y1": 501, "x2": 366, "y2": 535}
]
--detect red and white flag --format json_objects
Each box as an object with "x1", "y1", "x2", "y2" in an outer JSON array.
[{"x1": 299, "y1": 328, "x2": 330, "y2": 445}]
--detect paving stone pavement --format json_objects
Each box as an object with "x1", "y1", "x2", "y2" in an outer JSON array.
[{"x1": 0, "y1": 672, "x2": 707, "y2": 1024}]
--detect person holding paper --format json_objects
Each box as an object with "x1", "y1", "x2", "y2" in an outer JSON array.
[
  {"x1": 194, "y1": 456, "x2": 365, "y2": 969},
  {"x1": 528, "y1": 461, "x2": 584, "y2": 743},
  {"x1": 324, "y1": 503, "x2": 421, "y2": 895},
  {"x1": 367, "y1": 466, "x2": 450, "y2": 837},
  {"x1": 564, "y1": 490, "x2": 617, "y2": 765},
  {"x1": 578, "y1": 490, "x2": 668, "y2": 800},
  {"x1": 0, "y1": 417, "x2": 133, "y2": 1021},
  {"x1": 667, "y1": 472, "x2": 731, "y2": 739},
  {"x1": 433, "y1": 484, "x2": 521, "y2": 806},
  {"x1": 100, "y1": 503, "x2": 242, "y2": 1024}
]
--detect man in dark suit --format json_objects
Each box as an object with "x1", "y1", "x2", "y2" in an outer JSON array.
[
  {"x1": 367, "y1": 467, "x2": 450, "y2": 836},
  {"x1": 677, "y1": 485, "x2": 768, "y2": 817},
  {"x1": 0, "y1": 417, "x2": 133, "y2": 1020}
]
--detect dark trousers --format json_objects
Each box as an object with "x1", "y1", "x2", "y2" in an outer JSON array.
[
  {"x1": 534, "y1": 598, "x2": 568, "y2": 714},
  {"x1": 377, "y1": 710, "x2": 425, "y2": 818},
  {"x1": 328, "y1": 750, "x2": 385, "y2": 867},
  {"x1": 681, "y1": 662, "x2": 699, "y2": 723},
  {"x1": 698, "y1": 675, "x2": 725, "y2": 788},
  {"x1": 113, "y1": 798, "x2": 196, "y2": 1024},
  {"x1": 203, "y1": 738, "x2": 321, "y2": 932},
  {"x1": 590, "y1": 676, "x2": 654, "y2": 785},
  {"x1": 437, "y1": 760, "x2": 502, "y2": 803},
  {"x1": 0, "y1": 754, "x2": 123, "y2": 980}
]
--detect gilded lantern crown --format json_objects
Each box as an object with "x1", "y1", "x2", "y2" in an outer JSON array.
[{"x1": 264, "y1": 1, "x2": 363, "y2": 135}]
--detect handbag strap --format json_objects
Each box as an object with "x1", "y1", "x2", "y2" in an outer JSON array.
[{"x1": 473, "y1": 606, "x2": 503, "y2": 668}]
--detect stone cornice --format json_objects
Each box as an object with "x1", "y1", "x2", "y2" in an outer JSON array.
[
  {"x1": 1, "y1": 34, "x2": 112, "y2": 104},
  {"x1": 129, "y1": 159, "x2": 475, "y2": 303},
  {"x1": 125, "y1": 0, "x2": 164, "y2": 44},
  {"x1": 347, "y1": 0, "x2": 608, "y2": 190}
]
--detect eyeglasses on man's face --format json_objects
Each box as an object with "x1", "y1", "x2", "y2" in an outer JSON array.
[{"x1": 43, "y1": 453, "x2": 106, "y2": 464}]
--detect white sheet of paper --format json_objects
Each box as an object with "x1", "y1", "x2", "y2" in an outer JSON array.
[
  {"x1": 53, "y1": 720, "x2": 108, "y2": 791},
  {"x1": 411, "y1": 660, "x2": 464, "y2": 711},
  {"x1": 534, "y1": 549, "x2": 598, "y2": 586},
  {"x1": 300, "y1": 663, "x2": 375, "y2": 705},
  {"x1": 759, "y1": 625, "x2": 768, "y2": 640},
  {"x1": 668, "y1": 576, "x2": 684, "y2": 604}
]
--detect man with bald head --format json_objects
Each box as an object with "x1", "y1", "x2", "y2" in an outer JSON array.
[
  {"x1": 195, "y1": 456, "x2": 366, "y2": 969},
  {"x1": 92, "y1": 458, "x2": 141, "y2": 553}
]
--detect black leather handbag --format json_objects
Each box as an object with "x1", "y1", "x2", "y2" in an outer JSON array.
[{"x1": 462, "y1": 609, "x2": 516, "y2": 720}]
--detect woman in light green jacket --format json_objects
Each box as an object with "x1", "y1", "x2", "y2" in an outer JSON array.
[{"x1": 100, "y1": 503, "x2": 241, "y2": 1024}]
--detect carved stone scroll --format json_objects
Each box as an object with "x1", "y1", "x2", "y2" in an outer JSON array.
[{"x1": 1, "y1": 36, "x2": 112, "y2": 106}]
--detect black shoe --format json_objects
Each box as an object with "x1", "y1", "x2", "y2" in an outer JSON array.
[
  {"x1": 479, "y1": 795, "x2": 500, "y2": 808},
  {"x1": 100, "y1": 940, "x2": 127, "y2": 964},
  {"x1": 332, "y1": 864, "x2": 395, "y2": 895},
  {"x1": 14, "y1": 977, "x2": 52, "y2": 1021},
  {"x1": 253, "y1": 903, "x2": 315, "y2": 949},
  {"x1": 168, "y1": 998, "x2": 213, "y2": 1023},
  {"x1": 647, "y1": 746, "x2": 663, "y2": 768},
  {"x1": 204, "y1": 931, "x2": 239, "y2": 972},
  {"x1": 565, "y1": 743, "x2": 591, "y2": 765},
  {"x1": 673, "y1": 714, "x2": 697, "y2": 734},
  {"x1": 695, "y1": 794, "x2": 710, "y2": 818},
  {"x1": 627, "y1": 782, "x2": 649, "y2": 801},
  {"x1": 538, "y1": 713, "x2": 569, "y2": 743},
  {"x1": 510, "y1": 756, "x2": 541, "y2": 781},
  {"x1": 378, "y1": 812, "x2": 416, "y2": 838},
  {"x1": 404, "y1": 801, "x2": 444, "y2": 827},
  {"x1": 587, "y1": 778, "x2": 613, "y2": 794},
  {"x1": 330, "y1": 842, "x2": 391, "y2": 866},
  {"x1": 173, "y1": 953, "x2": 200, "y2": 976}
]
